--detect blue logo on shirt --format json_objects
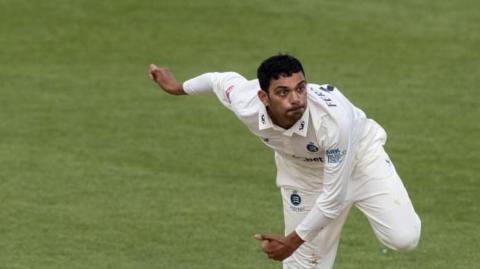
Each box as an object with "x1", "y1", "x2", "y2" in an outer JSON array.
[
  {"x1": 320, "y1": 85, "x2": 335, "y2": 92},
  {"x1": 313, "y1": 86, "x2": 337, "y2": 107},
  {"x1": 290, "y1": 191, "x2": 301, "y2": 206},
  {"x1": 326, "y1": 148, "x2": 346, "y2": 163},
  {"x1": 306, "y1": 142, "x2": 319, "y2": 153}
]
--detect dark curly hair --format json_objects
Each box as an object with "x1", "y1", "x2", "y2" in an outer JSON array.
[{"x1": 257, "y1": 54, "x2": 305, "y2": 92}]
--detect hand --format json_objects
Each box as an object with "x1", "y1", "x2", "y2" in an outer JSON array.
[
  {"x1": 148, "y1": 64, "x2": 186, "y2": 95},
  {"x1": 254, "y1": 232, "x2": 304, "y2": 261}
]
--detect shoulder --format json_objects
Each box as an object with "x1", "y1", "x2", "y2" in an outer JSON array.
[
  {"x1": 209, "y1": 72, "x2": 248, "y2": 92},
  {"x1": 307, "y1": 83, "x2": 342, "y2": 102},
  {"x1": 211, "y1": 71, "x2": 246, "y2": 81},
  {"x1": 228, "y1": 79, "x2": 263, "y2": 117},
  {"x1": 307, "y1": 83, "x2": 349, "y2": 117},
  {"x1": 307, "y1": 83, "x2": 355, "y2": 136}
]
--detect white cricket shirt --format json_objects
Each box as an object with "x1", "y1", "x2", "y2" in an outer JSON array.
[{"x1": 183, "y1": 72, "x2": 385, "y2": 241}]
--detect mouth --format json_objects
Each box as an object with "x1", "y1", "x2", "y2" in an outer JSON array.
[{"x1": 288, "y1": 106, "x2": 305, "y2": 113}]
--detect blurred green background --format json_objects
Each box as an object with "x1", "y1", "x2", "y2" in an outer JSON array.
[{"x1": 0, "y1": 0, "x2": 478, "y2": 268}]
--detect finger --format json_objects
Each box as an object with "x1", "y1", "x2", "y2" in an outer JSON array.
[
  {"x1": 150, "y1": 71, "x2": 157, "y2": 81},
  {"x1": 258, "y1": 234, "x2": 277, "y2": 241},
  {"x1": 267, "y1": 252, "x2": 281, "y2": 261},
  {"x1": 148, "y1": 65, "x2": 157, "y2": 80},
  {"x1": 255, "y1": 234, "x2": 276, "y2": 242},
  {"x1": 254, "y1": 234, "x2": 265, "y2": 241},
  {"x1": 261, "y1": 240, "x2": 269, "y2": 250}
]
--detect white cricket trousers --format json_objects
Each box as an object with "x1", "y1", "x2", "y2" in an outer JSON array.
[{"x1": 281, "y1": 146, "x2": 421, "y2": 269}]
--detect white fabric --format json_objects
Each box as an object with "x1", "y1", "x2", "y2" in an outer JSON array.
[
  {"x1": 281, "y1": 187, "x2": 350, "y2": 269},
  {"x1": 282, "y1": 146, "x2": 421, "y2": 269},
  {"x1": 182, "y1": 72, "x2": 420, "y2": 265}
]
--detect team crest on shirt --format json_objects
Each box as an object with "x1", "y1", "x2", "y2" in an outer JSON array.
[
  {"x1": 289, "y1": 191, "x2": 305, "y2": 212},
  {"x1": 290, "y1": 191, "x2": 301, "y2": 206},
  {"x1": 306, "y1": 142, "x2": 319, "y2": 153}
]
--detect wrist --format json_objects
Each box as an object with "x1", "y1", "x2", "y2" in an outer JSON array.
[
  {"x1": 284, "y1": 231, "x2": 305, "y2": 250},
  {"x1": 173, "y1": 82, "x2": 186, "y2": 95},
  {"x1": 165, "y1": 82, "x2": 186, "y2": 95}
]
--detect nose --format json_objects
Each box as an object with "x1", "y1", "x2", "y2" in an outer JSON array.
[{"x1": 289, "y1": 91, "x2": 301, "y2": 105}]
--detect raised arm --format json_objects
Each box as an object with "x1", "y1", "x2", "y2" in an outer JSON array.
[
  {"x1": 148, "y1": 64, "x2": 186, "y2": 95},
  {"x1": 149, "y1": 64, "x2": 250, "y2": 113}
]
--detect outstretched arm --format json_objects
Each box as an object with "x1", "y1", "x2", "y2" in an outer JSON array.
[
  {"x1": 148, "y1": 64, "x2": 186, "y2": 95},
  {"x1": 149, "y1": 64, "x2": 249, "y2": 112}
]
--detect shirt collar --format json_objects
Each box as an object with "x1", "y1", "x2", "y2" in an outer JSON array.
[{"x1": 258, "y1": 105, "x2": 310, "y2": 137}]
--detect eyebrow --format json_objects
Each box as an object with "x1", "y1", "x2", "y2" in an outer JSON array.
[
  {"x1": 273, "y1": 80, "x2": 307, "y2": 91},
  {"x1": 297, "y1": 80, "x2": 307, "y2": 87},
  {"x1": 274, "y1": 86, "x2": 289, "y2": 91}
]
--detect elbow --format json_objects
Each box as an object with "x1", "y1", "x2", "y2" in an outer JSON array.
[
  {"x1": 316, "y1": 198, "x2": 347, "y2": 219},
  {"x1": 315, "y1": 183, "x2": 349, "y2": 219}
]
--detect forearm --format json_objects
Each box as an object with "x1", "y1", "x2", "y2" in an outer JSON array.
[
  {"x1": 295, "y1": 206, "x2": 335, "y2": 241},
  {"x1": 295, "y1": 179, "x2": 349, "y2": 241},
  {"x1": 284, "y1": 230, "x2": 305, "y2": 249},
  {"x1": 164, "y1": 83, "x2": 186, "y2": 95},
  {"x1": 182, "y1": 73, "x2": 216, "y2": 95},
  {"x1": 184, "y1": 72, "x2": 247, "y2": 110},
  {"x1": 295, "y1": 120, "x2": 353, "y2": 241}
]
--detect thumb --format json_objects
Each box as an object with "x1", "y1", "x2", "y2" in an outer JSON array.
[
  {"x1": 254, "y1": 234, "x2": 278, "y2": 241},
  {"x1": 148, "y1": 64, "x2": 158, "y2": 80},
  {"x1": 254, "y1": 234, "x2": 266, "y2": 241}
]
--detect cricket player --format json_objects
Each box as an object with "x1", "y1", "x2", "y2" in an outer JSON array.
[{"x1": 148, "y1": 54, "x2": 421, "y2": 269}]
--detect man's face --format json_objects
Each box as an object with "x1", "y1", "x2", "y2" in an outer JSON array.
[{"x1": 258, "y1": 72, "x2": 307, "y2": 129}]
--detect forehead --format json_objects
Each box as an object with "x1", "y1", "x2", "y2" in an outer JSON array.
[{"x1": 269, "y1": 72, "x2": 305, "y2": 89}]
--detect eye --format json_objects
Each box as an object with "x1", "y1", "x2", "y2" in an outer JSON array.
[
  {"x1": 277, "y1": 89, "x2": 289, "y2": 96},
  {"x1": 296, "y1": 84, "x2": 306, "y2": 93}
]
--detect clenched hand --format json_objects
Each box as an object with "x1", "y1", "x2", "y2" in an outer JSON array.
[
  {"x1": 254, "y1": 232, "x2": 304, "y2": 261},
  {"x1": 148, "y1": 64, "x2": 186, "y2": 95}
]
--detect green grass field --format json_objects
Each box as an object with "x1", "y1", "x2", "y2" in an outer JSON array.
[{"x1": 1, "y1": 0, "x2": 479, "y2": 268}]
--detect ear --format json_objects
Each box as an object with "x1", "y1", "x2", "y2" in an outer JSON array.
[{"x1": 257, "y1": 90, "x2": 270, "y2": 107}]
